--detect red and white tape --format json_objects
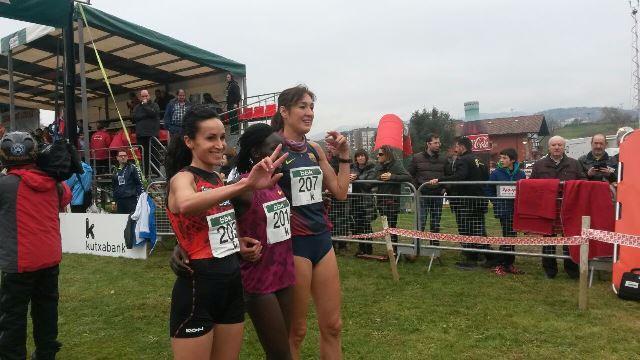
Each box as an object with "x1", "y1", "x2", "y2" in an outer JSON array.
[{"x1": 347, "y1": 228, "x2": 640, "y2": 248}]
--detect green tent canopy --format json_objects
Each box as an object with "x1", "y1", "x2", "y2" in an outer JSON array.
[
  {"x1": 0, "y1": 0, "x2": 72, "y2": 28},
  {"x1": 0, "y1": 4, "x2": 246, "y2": 110}
]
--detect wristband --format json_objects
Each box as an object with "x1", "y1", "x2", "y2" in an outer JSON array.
[{"x1": 338, "y1": 158, "x2": 352, "y2": 164}]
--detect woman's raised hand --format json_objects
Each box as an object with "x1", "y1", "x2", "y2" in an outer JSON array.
[{"x1": 245, "y1": 144, "x2": 288, "y2": 190}]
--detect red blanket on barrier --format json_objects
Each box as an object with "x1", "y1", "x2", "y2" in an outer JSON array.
[
  {"x1": 513, "y1": 179, "x2": 560, "y2": 235},
  {"x1": 562, "y1": 180, "x2": 615, "y2": 262}
]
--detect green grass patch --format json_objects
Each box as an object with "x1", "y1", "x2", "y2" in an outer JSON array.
[{"x1": 30, "y1": 243, "x2": 640, "y2": 359}]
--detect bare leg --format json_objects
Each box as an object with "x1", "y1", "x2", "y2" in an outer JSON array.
[
  {"x1": 171, "y1": 329, "x2": 214, "y2": 360},
  {"x1": 311, "y1": 249, "x2": 343, "y2": 360},
  {"x1": 289, "y1": 256, "x2": 313, "y2": 360},
  {"x1": 210, "y1": 323, "x2": 244, "y2": 360}
]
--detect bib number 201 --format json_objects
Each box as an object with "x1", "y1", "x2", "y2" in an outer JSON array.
[{"x1": 264, "y1": 198, "x2": 291, "y2": 244}]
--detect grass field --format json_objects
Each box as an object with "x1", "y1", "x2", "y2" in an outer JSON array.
[
  {"x1": 552, "y1": 121, "x2": 635, "y2": 140},
  {"x1": 28, "y1": 240, "x2": 640, "y2": 360}
]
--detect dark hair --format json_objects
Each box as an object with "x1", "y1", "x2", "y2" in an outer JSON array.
[
  {"x1": 236, "y1": 123, "x2": 276, "y2": 174},
  {"x1": 203, "y1": 93, "x2": 214, "y2": 104},
  {"x1": 456, "y1": 136, "x2": 472, "y2": 152},
  {"x1": 354, "y1": 149, "x2": 368, "y2": 163},
  {"x1": 164, "y1": 104, "x2": 220, "y2": 180},
  {"x1": 227, "y1": 73, "x2": 234, "y2": 80},
  {"x1": 499, "y1": 148, "x2": 518, "y2": 162},
  {"x1": 97, "y1": 122, "x2": 105, "y2": 130},
  {"x1": 378, "y1": 145, "x2": 395, "y2": 162},
  {"x1": 425, "y1": 133, "x2": 440, "y2": 145},
  {"x1": 270, "y1": 85, "x2": 316, "y2": 132}
]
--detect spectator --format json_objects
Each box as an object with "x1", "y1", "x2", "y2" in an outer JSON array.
[
  {"x1": 608, "y1": 126, "x2": 634, "y2": 183},
  {"x1": 407, "y1": 133, "x2": 446, "y2": 241},
  {"x1": 350, "y1": 149, "x2": 377, "y2": 256},
  {"x1": 530, "y1": 135, "x2": 586, "y2": 279},
  {"x1": 429, "y1": 136, "x2": 492, "y2": 270},
  {"x1": 0, "y1": 131, "x2": 71, "y2": 359},
  {"x1": 132, "y1": 89, "x2": 160, "y2": 176},
  {"x1": 163, "y1": 89, "x2": 191, "y2": 138},
  {"x1": 90, "y1": 122, "x2": 112, "y2": 175},
  {"x1": 579, "y1": 133, "x2": 615, "y2": 182},
  {"x1": 486, "y1": 148, "x2": 526, "y2": 275},
  {"x1": 375, "y1": 145, "x2": 412, "y2": 253},
  {"x1": 225, "y1": 73, "x2": 242, "y2": 134},
  {"x1": 112, "y1": 149, "x2": 144, "y2": 214},
  {"x1": 65, "y1": 161, "x2": 93, "y2": 213}
]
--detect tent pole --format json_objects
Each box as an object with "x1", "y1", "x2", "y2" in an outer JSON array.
[
  {"x1": 62, "y1": 0, "x2": 78, "y2": 145},
  {"x1": 8, "y1": 49, "x2": 15, "y2": 131},
  {"x1": 241, "y1": 76, "x2": 247, "y2": 133},
  {"x1": 78, "y1": 17, "x2": 90, "y2": 164}
]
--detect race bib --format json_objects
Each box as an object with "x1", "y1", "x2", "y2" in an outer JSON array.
[
  {"x1": 206, "y1": 209, "x2": 240, "y2": 258},
  {"x1": 263, "y1": 198, "x2": 291, "y2": 245},
  {"x1": 290, "y1": 166, "x2": 323, "y2": 206}
]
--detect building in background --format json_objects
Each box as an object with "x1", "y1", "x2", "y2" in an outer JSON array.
[
  {"x1": 464, "y1": 101, "x2": 480, "y2": 121},
  {"x1": 343, "y1": 126, "x2": 377, "y2": 152}
]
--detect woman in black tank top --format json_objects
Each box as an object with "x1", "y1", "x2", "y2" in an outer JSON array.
[{"x1": 271, "y1": 86, "x2": 351, "y2": 359}]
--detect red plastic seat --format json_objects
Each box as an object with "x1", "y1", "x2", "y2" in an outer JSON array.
[
  {"x1": 239, "y1": 107, "x2": 253, "y2": 121},
  {"x1": 265, "y1": 104, "x2": 277, "y2": 117},
  {"x1": 252, "y1": 106, "x2": 265, "y2": 119}
]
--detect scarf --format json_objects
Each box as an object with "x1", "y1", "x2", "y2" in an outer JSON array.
[{"x1": 279, "y1": 131, "x2": 308, "y2": 152}]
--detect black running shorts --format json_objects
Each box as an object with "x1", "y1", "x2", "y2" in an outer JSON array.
[{"x1": 170, "y1": 257, "x2": 245, "y2": 338}]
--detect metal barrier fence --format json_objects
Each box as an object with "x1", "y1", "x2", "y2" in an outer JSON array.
[{"x1": 144, "y1": 179, "x2": 590, "y2": 263}]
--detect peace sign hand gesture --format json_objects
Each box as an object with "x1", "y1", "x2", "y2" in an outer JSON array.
[{"x1": 245, "y1": 144, "x2": 288, "y2": 190}]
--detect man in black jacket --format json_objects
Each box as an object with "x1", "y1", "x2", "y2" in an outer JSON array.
[
  {"x1": 112, "y1": 150, "x2": 144, "y2": 214},
  {"x1": 430, "y1": 136, "x2": 491, "y2": 268},
  {"x1": 578, "y1": 134, "x2": 615, "y2": 182},
  {"x1": 408, "y1": 133, "x2": 447, "y2": 235},
  {"x1": 132, "y1": 89, "x2": 160, "y2": 176},
  {"x1": 225, "y1": 73, "x2": 242, "y2": 135}
]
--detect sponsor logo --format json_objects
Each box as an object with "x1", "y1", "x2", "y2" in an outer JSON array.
[
  {"x1": 85, "y1": 218, "x2": 95, "y2": 239},
  {"x1": 285, "y1": 158, "x2": 295, "y2": 165},
  {"x1": 308, "y1": 153, "x2": 317, "y2": 163},
  {"x1": 468, "y1": 134, "x2": 491, "y2": 152},
  {"x1": 185, "y1": 327, "x2": 205, "y2": 334},
  {"x1": 10, "y1": 143, "x2": 25, "y2": 156},
  {"x1": 625, "y1": 280, "x2": 639, "y2": 289},
  {"x1": 85, "y1": 241, "x2": 127, "y2": 254}
]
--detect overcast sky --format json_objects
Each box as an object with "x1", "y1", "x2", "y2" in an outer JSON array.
[{"x1": 0, "y1": 0, "x2": 634, "y2": 132}]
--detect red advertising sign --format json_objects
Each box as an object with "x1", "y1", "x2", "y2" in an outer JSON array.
[{"x1": 468, "y1": 134, "x2": 491, "y2": 152}]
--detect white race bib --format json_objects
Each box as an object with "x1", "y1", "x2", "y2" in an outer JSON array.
[
  {"x1": 290, "y1": 166, "x2": 323, "y2": 206},
  {"x1": 206, "y1": 209, "x2": 240, "y2": 258},
  {"x1": 263, "y1": 198, "x2": 291, "y2": 245}
]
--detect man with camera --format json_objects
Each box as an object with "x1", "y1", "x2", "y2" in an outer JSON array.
[{"x1": 578, "y1": 133, "x2": 616, "y2": 182}]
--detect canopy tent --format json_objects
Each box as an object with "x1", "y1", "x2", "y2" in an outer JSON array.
[{"x1": 0, "y1": 4, "x2": 246, "y2": 111}]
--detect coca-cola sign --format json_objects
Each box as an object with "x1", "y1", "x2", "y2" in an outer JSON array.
[{"x1": 468, "y1": 134, "x2": 491, "y2": 152}]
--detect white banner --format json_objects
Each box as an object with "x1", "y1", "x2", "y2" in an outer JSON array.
[{"x1": 60, "y1": 213, "x2": 147, "y2": 260}]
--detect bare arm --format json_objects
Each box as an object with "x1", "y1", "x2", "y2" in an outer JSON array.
[
  {"x1": 168, "y1": 171, "x2": 252, "y2": 215},
  {"x1": 310, "y1": 142, "x2": 351, "y2": 201}
]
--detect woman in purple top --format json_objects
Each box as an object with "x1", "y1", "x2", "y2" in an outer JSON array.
[{"x1": 233, "y1": 124, "x2": 295, "y2": 359}]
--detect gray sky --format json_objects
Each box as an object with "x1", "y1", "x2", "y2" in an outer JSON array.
[{"x1": 0, "y1": 0, "x2": 634, "y2": 133}]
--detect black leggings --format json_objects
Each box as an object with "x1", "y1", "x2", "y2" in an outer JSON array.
[{"x1": 245, "y1": 286, "x2": 294, "y2": 360}]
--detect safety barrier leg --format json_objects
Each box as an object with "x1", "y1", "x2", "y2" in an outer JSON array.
[
  {"x1": 579, "y1": 216, "x2": 590, "y2": 310},
  {"x1": 381, "y1": 216, "x2": 399, "y2": 282}
]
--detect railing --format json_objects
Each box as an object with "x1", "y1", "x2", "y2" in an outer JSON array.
[{"x1": 149, "y1": 136, "x2": 166, "y2": 179}]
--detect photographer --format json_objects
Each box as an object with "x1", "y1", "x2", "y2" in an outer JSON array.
[
  {"x1": 0, "y1": 132, "x2": 72, "y2": 359},
  {"x1": 578, "y1": 134, "x2": 615, "y2": 182}
]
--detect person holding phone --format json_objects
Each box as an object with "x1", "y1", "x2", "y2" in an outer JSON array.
[{"x1": 578, "y1": 133, "x2": 616, "y2": 182}]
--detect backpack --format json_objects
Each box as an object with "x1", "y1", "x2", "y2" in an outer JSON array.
[{"x1": 36, "y1": 140, "x2": 83, "y2": 181}]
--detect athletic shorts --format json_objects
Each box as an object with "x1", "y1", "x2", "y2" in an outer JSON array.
[
  {"x1": 292, "y1": 230, "x2": 333, "y2": 266},
  {"x1": 170, "y1": 256, "x2": 245, "y2": 338}
]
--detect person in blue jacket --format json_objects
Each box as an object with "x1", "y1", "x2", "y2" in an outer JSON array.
[
  {"x1": 486, "y1": 148, "x2": 526, "y2": 275},
  {"x1": 65, "y1": 161, "x2": 93, "y2": 213},
  {"x1": 112, "y1": 149, "x2": 144, "y2": 214}
]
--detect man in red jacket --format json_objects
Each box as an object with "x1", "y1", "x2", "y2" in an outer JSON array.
[
  {"x1": 89, "y1": 122, "x2": 112, "y2": 175},
  {"x1": 0, "y1": 132, "x2": 71, "y2": 360}
]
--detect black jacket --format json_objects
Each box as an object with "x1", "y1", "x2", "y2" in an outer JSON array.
[
  {"x1": 437, "y1": 150, "x2": 487, "y2": 196},
  {"x1": 578, "y1": 151, "x2": 615, "y2": 182},
  {"x1": 374, "y1": 159, "x2": 412, "y2": 196},
  {"x1": 132, "y1": 101, "x2": 160, "y2": 137},
  {"x1": 226, "y1": 80, "x2": 241, "y2": 109},
  {"x1": 407, "y1": 151, "x2": 447, "y2": 194},
  {"x1": 351, "y1": 162, "x2": 377, "y2": 193},
  {"x1": 112, "y1": 163, "x2": 144, "y2": 200}
]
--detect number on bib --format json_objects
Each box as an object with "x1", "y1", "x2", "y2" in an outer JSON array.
[
  {"x1": 206, "y1": 209, "x2": 240, "y2": 258},
  {"x1": 290, "y1": 166, "x2": 323, "y2": 206},
  {"x1": 263, "y1": 198, "x2": 291, "y2": 244}
]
